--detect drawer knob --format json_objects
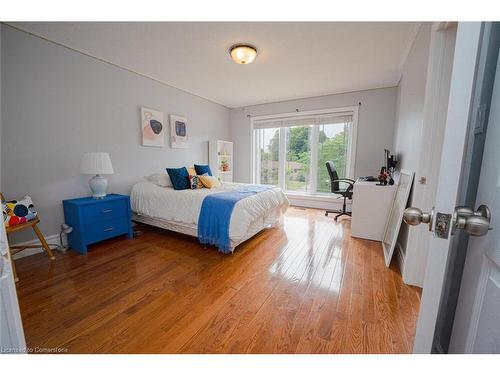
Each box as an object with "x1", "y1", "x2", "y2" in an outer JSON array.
[
  {"x1": 102, "y1": 209, "x2": 113, "y2": 213},
  {"x1": 104, "y1": 227, "x2": 114, "y2": 232}
]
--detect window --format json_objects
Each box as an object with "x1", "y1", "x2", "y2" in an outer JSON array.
[
  {"x1": 255, "y1": 127, "x2": 280, "y2": 186},
  {"x1": 253, "y1": 108, "x2": 357, "y2": 196},
  {"x1": 316, "y1": 122, "x2": 351, "y2": 193},
  {"x1": 285, "y1": 125, "x2": 311, "y2": 192}
]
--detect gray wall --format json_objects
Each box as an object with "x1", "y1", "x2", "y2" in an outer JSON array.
[
  {"x1": 393, "y1": 23, "x2": 431, "y2": 256},
  {"x1": 393, "y1": 23, "x2": 431, "y2": 173},
  {"x1": 1, "y1": 25, "x2": 230, "y2": 242},
  {"x1": 229, "y1": 87, "x2": 398, "y2": 183}
]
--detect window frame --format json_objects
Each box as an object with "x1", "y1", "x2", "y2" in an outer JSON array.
[{"x1": 251, "y1": 106, "x2": 359, "y2": 196}]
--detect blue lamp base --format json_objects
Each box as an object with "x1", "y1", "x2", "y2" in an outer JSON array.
[{"x1": 89, "y1": 174, "x2": 108, "y2": 199}]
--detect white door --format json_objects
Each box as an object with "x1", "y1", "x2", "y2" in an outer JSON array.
[
  {"x1": 0, "y1": 222, "x2": 26, "y2": 353},
  {"x1": 406, "y1": 23, "x2": 500, "y2": 353},
  {"x1": 403, "y1": 23, "x2": 457, "y2": 287},
  {"x1": 447, "y1": 28, "x2": 500, "y2": 354}
]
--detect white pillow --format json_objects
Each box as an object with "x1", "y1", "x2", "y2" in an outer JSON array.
[{"x1": 148, "y1": 173, "x2": 172, "y2": 187}]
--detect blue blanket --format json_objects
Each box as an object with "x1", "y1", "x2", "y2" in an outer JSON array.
[{"x1": 198, "y1": 185, "x2": 272, "y2": 253}]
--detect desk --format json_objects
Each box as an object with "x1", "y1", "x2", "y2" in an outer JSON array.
[{"x1": 351, "y1": 181, "x2": 396, "y2": 241}]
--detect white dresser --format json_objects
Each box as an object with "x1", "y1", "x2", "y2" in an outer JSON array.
[{"x1": 351, "y1": 181, "x2": 397, "y2": 241}]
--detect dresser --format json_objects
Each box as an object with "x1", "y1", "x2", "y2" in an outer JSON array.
[
  {"x1": 350, "y1": 181, "x2": 397, "y2": 241},
  {"x1": 63, "y1": 194, "x2": 133, "y2": 254}
]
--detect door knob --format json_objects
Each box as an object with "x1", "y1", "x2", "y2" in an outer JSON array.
[
  {"x1": 403, "y1": 207, "x2": 435, "y2": 231},
  {"x1": 452, "y1": 204, "x2": 492, "y2": 236},
  {"x1": 404, "y1": 205, "x2": 492, "y2": 238}
]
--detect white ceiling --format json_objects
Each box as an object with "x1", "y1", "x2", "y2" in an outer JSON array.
[{"x1": 11, "y1": 22, "x2": 419, "y2": 108}]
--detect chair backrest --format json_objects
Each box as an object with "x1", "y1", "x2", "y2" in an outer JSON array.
[{"x1": 325, "y1": 161, "x2": 340, "y2": 192}]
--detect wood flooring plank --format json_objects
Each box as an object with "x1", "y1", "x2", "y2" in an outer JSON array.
[{"x1": 14, "y1": 207, "x2": 421, "y2": 354}]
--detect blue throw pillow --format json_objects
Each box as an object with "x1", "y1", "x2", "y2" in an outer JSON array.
[
  {"x1": 166, "y1": 167, "x2": 190, "y2": 190},
  {"x1": 194, "y1": 164, "x2": 212, "y2": 176}
]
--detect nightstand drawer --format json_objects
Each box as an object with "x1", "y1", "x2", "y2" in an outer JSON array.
[
  {"x1": 82, "y1": 200, "x2": 127, "y2": 224},
  {"x1": 85, "y1": 217, "x2": 129, "y2": 244}
]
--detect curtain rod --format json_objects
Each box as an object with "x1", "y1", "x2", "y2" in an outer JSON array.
[{"x1": 245, "y1": 102, "x2": 361, "y2": 118}]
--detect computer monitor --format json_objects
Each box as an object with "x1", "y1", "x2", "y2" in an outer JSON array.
[{"x1": 384, "y1": 149, "x2": 397, "y2": 172}]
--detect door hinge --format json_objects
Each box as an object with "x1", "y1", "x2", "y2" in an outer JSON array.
[{"x1": 474, "y1": 104, "x2": 487, "y2": 135}]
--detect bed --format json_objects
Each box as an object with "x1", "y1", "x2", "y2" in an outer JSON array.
[{"x1": 130, "y1": 180, "x2": 289, "y2": 252}]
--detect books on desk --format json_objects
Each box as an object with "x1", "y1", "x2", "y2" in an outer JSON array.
[{"x1": 358, "y1": 176, "x2": 378, "y2": 182}]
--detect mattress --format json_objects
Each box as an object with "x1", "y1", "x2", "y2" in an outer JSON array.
[{"x1": 130, "y1": 181, "x2": 289, "y2": 245}]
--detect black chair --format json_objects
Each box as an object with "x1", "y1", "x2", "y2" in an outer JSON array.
[{"x1": 325, "y1": 161, "x2": 355, "y2": 221}]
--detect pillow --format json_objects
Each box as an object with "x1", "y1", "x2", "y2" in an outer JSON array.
[
  {"x1": 187, "y1": 167, "x2": 197, "y2": 177},
  {"x1": 148, "y1": 173, "x2": 172, "y2": 187},
  {"x1": 199, "y1": 175, "x2": 221, "y2": 189},
  {"x1": 194, "y1": 164, "x2": 212, "y2": 176},
  {"x1": 189, "y1": 175, "x2": 204, "y2": 189},
  {"x1": 166, "y1": 167, "x2": 190, "y2": 190},
  {"x1": 2, "y1": 195, "x2": 38, "y2": 228}
]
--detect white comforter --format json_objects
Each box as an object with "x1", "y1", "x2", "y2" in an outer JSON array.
[{"x1": 131, "y1": 181, "x2": 289, "y2": 242}]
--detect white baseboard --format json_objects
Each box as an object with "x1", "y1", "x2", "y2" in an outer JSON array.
[{"x1": 11, "y1": 233, "x2": 63, "y2": 260}]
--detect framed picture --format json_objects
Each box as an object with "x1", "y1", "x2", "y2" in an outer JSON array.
[
  {"x1": 382, "y1": 170, "x2": 415, "y2": 267},
  {"x1": 141, "y1": 107, "x2": 165, "y2": 147},
  {"x1": 170, "y1": 115, "x2": 188, "y2": 149}
]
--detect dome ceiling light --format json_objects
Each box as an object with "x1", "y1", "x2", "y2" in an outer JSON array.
[{"x1": 229, "y1": 44, "x2": 258, "y2": 65}]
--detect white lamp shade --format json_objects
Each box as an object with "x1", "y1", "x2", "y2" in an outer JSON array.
[{"x1": 80, "y1": 152, "x2": 114, "y2": 175}]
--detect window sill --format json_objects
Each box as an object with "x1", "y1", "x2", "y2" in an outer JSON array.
[
  {"x1": 285, "y1": 191, "x2": 342, "y2": 200},
  {"x1": 285, "y1": 191, "x2": 351, "y2": 210}
]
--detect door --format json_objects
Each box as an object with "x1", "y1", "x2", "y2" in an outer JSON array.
[
  {"x1": 406, "y1": 22, "x2": 500, "y2": 353},
  {"x1": 448, "y1": 25, "x2": 500, "y2": 353},
  {"x1": 403, "y1": 23, "x2": 457, "y2": 287},
  {"x1": 0, "y1": 221, "x2": 26, "y2": 353}
]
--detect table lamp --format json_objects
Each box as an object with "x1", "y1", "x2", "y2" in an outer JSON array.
[{"x1": 80, "y1": 152, "x2": 114, "y2": 199}]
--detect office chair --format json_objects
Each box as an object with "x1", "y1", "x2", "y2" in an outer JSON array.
[{"x1": 325, "y1": 161, "x2": 355, "y2": 221}]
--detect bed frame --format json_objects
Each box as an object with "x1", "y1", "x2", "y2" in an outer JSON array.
[{"x1": 132, "y1": 208, "x2": 283, "y2": 253}]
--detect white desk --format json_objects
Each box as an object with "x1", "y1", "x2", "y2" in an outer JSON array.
[{"x1": 351, "y1": 181, "x2": 397, "y2": 241}]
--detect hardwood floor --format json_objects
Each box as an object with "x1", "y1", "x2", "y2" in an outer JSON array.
[{"x1": 14, "y1": 207, "x2": 421, "y2": 353}]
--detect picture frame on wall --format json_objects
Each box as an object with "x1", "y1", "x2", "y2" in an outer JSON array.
[
  {"x1": 141, "y1": 107, "x2": 165, "y2": 147},
  {"x1": 169, "y1": 114, "x2": 188, "y2": 149}
]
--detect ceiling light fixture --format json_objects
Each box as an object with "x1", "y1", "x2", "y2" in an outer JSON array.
[{"x1": 229, "y1": 44, "x2": 258, "y2": 65}]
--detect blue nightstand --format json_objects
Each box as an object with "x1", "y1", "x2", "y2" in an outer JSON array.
[{"x1": 63, "y1": 194, "x2": 133, "y2": 254}]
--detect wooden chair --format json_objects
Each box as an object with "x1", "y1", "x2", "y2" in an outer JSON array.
[{"x1": 1, "y1": 192, "x2": 55, "y2": 281}]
